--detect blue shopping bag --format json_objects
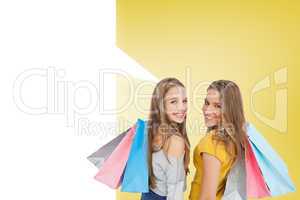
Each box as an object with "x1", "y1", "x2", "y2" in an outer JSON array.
[
  {"x1": 121, "y1": 119, "x2": 149, "y2": 193},
  {"x1": 247, "y1": 123, "x2": 296, "y2": 196}
]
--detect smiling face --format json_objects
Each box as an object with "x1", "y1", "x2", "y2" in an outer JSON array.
[
  {"x1": 164, "y1": 86, "x2": 188, "y2": 124},
  {"x1": 202, "y1": 89, "x2": 222, "y2": 128}
]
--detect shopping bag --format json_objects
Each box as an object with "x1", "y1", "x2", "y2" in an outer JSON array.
[
  {"x1": 87, "y1": 129, "x2": 129, "y2": 169},
  {"x1": 121, "y1": 119, "x2": 149, "y2": 193},
  {"x1": 245, "y1": 139, "x2": 270, "y2": 198},
  {"x1": 222, "y1": 153, "x2": 247, "y2": 200},
  {"x1": 247, "y1": 123, "x2": 296, "y2": 196},
  {"x1": 94, "y1": 126, "x2": 136, "y2": 189}
]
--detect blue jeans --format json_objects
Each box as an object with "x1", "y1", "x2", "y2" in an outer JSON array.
[{"x1": 141, "y1": 190, "x2": 167, "y2": 200}]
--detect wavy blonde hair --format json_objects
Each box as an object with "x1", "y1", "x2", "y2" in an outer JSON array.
[
  {"x1": 207, "y1": 80, "x2": 248, "y2": 163},
  {"x1": 147, "y1": 78, "x2": 190, "y2": 189}
]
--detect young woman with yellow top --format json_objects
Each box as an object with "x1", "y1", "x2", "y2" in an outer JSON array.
[{"x1": 189, "y1": 80, "x2": 248, "y2": 200}]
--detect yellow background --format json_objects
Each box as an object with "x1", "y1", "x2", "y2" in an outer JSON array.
[{"x1": 116, "y1": 0, "x2": 299, "y2": 199}]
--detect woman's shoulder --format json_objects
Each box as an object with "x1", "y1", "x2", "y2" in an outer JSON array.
[
  {"x1": 197, "y1": 130, "x2": 232, "y2": 163},
  {"x1": 198, "y1": 130, "x2": 217, "y2": 146},
  {"x1": 196, "y1": 130, "x2": 221, "y2": 148},
  {"x1": 163, "y1": 134, "x2": 185, "y2": 158}
]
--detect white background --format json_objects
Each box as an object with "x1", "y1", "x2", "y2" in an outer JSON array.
[{"x1": 0, "y1": 0, "x2": 157, "y2": 199}]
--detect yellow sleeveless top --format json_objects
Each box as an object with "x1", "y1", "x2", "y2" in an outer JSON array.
[{"x1": 189, "y1": 130, "x2": 234, "y2": 200}]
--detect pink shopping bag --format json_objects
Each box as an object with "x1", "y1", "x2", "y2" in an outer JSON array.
[
  {"x1": 245, "y1": 139, "x2": 270, "y2": 198},
  {"x1": 94, "y1": 126, "x2": 136, "y2": 189}
]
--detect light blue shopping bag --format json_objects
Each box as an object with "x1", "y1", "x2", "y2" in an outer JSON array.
[
  {"x1": 121, "y1": 119, "x2": 149, "y2": 193},
  {"x1": 247, "y1": 123, "x2": 296, "y2": 196}
]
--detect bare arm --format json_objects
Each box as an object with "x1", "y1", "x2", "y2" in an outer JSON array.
[
  {"x1": 164, "y1": 135, "x2": 186, "y2": 200},
  {"x1": 198, "y1": 153, "x2": 221, "y2": 200}
]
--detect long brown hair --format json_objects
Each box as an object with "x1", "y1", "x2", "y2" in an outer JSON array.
[
  {"x1": 148, "y1": 78, "x2": 190, "y2": 189},
  {"x1": 207, "y1": 80, "x2": 248, "y2": 163}
]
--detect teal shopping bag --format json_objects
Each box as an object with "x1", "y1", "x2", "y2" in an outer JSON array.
[
  {"x1": 247, "y1": 123, "x2": 296, "y2": 196},
  {"x1": 121, "y1": 119, "x2": 149, "y2": 193}
]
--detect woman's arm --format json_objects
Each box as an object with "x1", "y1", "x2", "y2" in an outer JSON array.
[
  {"x1": 198, "y1": 153, "x2": 221, "y2": 200},
  {"x1": 165, "y1": 135, "x2": 186, "y2": 200}
]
